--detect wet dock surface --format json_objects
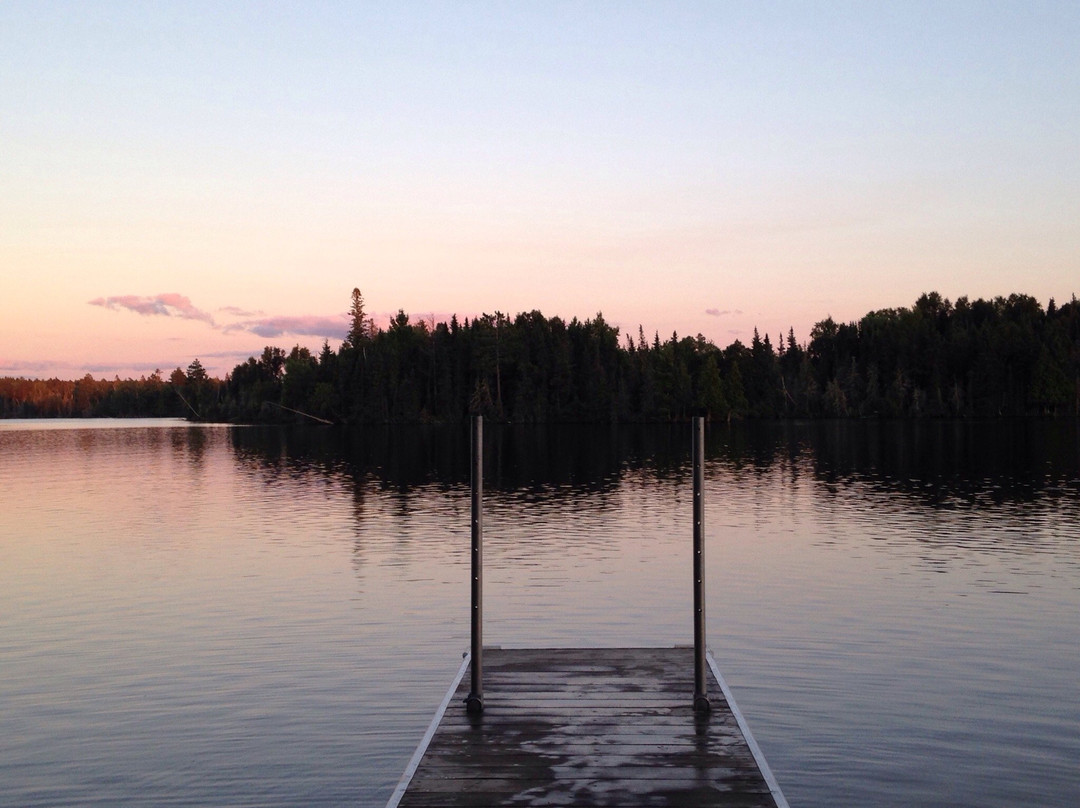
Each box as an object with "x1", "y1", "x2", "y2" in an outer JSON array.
[{"x1": 389, "y1": 647, "x2": 786, "y2": 807}]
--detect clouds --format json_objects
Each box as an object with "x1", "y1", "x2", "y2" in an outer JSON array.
[
  {"x1": 705, "y1": 308, "x2": 743, "y2": 317},
  {"x1": 89, "y1": 294, "x2": 215, "y2": 324},
  {"x1": 218, "y1": 305, "x2": 265, "y2": 318},
  {"x1": 223, "y1": 315, "x2": 348, "y2": 340},
  {"x1": 0, "y1": 358, "x2": 68, "y2": 376},
  {"x1": 89, "y1": 292, "x2": 348, "y2": 341}
]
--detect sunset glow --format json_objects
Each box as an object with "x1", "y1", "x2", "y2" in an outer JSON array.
[{"x1": 2, "y1": 2, "x2": 1077, "y2": 378}]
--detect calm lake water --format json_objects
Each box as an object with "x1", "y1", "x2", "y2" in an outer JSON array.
[{"x1": 1, "y1": 418, "x2": 1078, "y2": 807}]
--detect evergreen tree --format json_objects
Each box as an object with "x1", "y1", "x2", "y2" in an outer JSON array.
[{"x1": 345, "y1": 288, "x2": 372, "y2": 347}]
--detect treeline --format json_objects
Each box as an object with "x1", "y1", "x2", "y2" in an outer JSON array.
[
  {"x1": 207, "y1": 290, "x2": 1080, "y2": 423},
  {"x1": 0, "y1": 368, "x2": 201, "y2": 419},
  {"x1": 3, "y1": 291, "x2": 1078, "y2": 422}
]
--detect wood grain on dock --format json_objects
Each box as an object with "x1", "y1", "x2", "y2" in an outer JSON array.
[{"x1": 388, "y1": 647, "x2": 787, "y2": 808}]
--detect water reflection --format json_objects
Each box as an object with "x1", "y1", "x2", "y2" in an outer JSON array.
[
  {"x1": 171, "y1": 425, "x2": 210, "y2": 466},
  {"x1": 3, "y1": 418, "x2": 1079, "y2": 808},
  {"x1": 220, "y1": 419, "x2": 1080, "y2": 808},
  {"x1": 230, "y1": 423, "x2": 643, "y2": 492},
  {"x1": 227, "y1": 419, "x2": 1080, "y2": 506},
  {"x1": 222, "y1": 419, "x2": 1080, "y2": 586}
]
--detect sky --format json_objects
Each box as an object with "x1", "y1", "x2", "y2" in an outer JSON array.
[{"x1": 2, "y1": 1, "x2": 1078, "y2": 379}]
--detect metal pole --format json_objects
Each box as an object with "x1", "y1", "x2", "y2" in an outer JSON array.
[
  {"x1": 692, "y1": 415, "x2": 710, "y2": 713},
  {"x1": 466, "y1": 415, "x2": 484, "y2": 713}
]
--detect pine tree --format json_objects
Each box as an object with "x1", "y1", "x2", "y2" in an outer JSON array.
[
  {"x1": 186, "y1": 358, "x2": 208, "y2": 384},
  {"x1": 345, "y1": 288, "x2": 371, "y2": 347}
]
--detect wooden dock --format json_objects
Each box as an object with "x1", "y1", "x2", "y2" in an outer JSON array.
[
  {"x1": 386, "y1": 646, "x2": 789, "y2": 807},
  {"x1": 388, "y1": 418, "x2": 787, "y2": 806}
]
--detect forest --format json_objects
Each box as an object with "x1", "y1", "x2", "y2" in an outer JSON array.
[{"x1": 3, "y1": 291, "x2": 1078, "y2": 422}]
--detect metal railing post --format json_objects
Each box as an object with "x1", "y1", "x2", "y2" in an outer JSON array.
[
  {"x1": 466, "y1": 415, "x2": 484, "y2": 713},
  {"x1": 692, "y1": 415, "x2": 710, "y2": 713}
]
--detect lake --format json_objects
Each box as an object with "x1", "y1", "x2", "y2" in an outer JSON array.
[{"x1": 1, "y1": 418, "x2": 1078, "y2": 807}]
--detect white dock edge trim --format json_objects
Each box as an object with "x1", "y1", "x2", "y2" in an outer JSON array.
[
  {"x1": 707, "y1": 650, "x2": 790, "y2": 808},
  {"x1": 384, "y1": 653, "x2": 472, "y2": 808}
]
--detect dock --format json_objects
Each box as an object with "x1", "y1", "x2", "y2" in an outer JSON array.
[
  {"x1": 387, "y1": 646, "x2": 788, "y2": 807},
  {"x1": 387, "y1": 417, "x2": 788, "y2": 807}
]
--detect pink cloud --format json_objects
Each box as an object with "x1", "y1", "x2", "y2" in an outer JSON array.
[
  {"x1": 89, "y1": 293, "x2": 214, "y2": 324},
  {"x1": 90, "y1": 291, "x2": 352, "y2": 341},
  {"x1": 218, "y1": 305, "x2": 265, "y2": 317},
  {"x1": 0, "y1": 358, "x2": 68, "y2": 375},
  {"x1": 225, "y1": 314, "x2": 349, "y2": 340}
]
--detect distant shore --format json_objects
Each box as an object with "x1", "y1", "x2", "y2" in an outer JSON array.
[{"x1": 5, "y1": 291, "x2": 1078, "y2": 422}]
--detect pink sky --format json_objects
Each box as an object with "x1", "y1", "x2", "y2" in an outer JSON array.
[{"x1": 2, "y1": 3, "x2": 1077, "y2": 379}]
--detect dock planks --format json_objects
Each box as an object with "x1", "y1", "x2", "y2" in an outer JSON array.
[{"x1": 387, "y1": 647, "x2": 788, "y2": 808}]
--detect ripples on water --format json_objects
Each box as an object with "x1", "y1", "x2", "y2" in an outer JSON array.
[{"x1": 1, "y1": 418, "x2": 1078, "y2": 807}]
